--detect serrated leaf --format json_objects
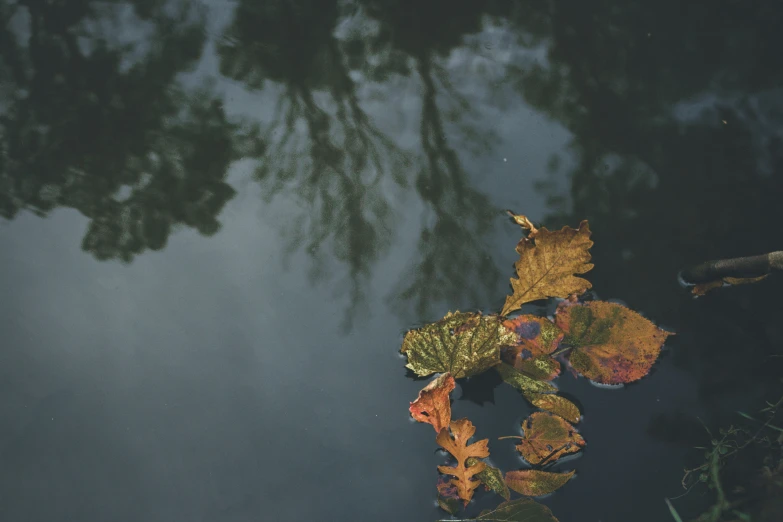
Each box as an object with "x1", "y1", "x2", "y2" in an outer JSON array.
[
  {"x1": 512, "y1": 412, "x2": 585, "y2": 465},
  {"x1": 555, "y1": 300, "x2": 672, "y2": 384},
  {"x1": 466, "y1": 457, "x2": 511, "y2": 501},
  {"x1": 505, "y1": 469, "x2": 575, "y2": 497},
  {"x1": 410, "y1": 373, "x2": 455, "y2": 432},
  {"x1": 437, "y1": 419, "x2": 491, "y2": 504},
  {"x1": 401, "y1": 312, "x2": 517, "y2": 379},
  {"x1": 437, "y1": 498, "x2": 559, "y2": 522},
  {"x1": 501, "y1": 216, "x2": 593, "y2": 316}
]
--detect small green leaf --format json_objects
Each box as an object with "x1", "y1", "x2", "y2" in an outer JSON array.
[
  {"x1": 495, "y1": 362, "x2": 558, "y2": 395},
  {"x1": 466, "y1": 458, "x2": 510, "y2": 501}
]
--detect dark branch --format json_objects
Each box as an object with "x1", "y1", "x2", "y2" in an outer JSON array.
[{"x1": 680, "y1": 251, "x2": 783, "y2": 284}]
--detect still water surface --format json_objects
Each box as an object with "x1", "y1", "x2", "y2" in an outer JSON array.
[{"x1": 2, "y1": 1, "x2": 783, "y2": 521}]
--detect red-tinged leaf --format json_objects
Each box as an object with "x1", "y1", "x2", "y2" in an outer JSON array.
[
  {"x1": 513, "y1": 412, "x2": 585, "y2": 465},
  {"x1": 502, "y1": 316, "x2": 564, "y2": 381},
  {"x1": 505, "y1": 469, "x2": 575, "y2": 497},
  {"x1": 436, "y1": 476, "x2": 462, "y2": 515},
  {"x1": 555, "y1": 300, "x2": 672, "y2": 385},
  {"x1": 409, "y1": 373, "x2": 455, "y2": 432},
  {"x1": 437, "y1": 418, "x2": 490, "y2": 505}
]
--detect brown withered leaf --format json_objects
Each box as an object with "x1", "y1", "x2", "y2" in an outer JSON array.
[
  {"x1": 501, "y1": 214, "x2": 593, "y2": 316},
  {"x1": 513, "y1": 412, "x2": 585, "y2": 465},
  {"x1": 502, "y1": 316, "x2": 564, "y2": 381},
  {"x1": 555, "y1": 300, "x2": 672, "y2": 385},
  {"x1": 409, "y1": 373, "x2": 455, "y2": 432},
  {"x1": 401, "y1": 312, "x2": 517, "y2": 379},
  {"x1": 505, "y1": 469, "x2": 575, "y2": 497},
  {"x1": 692, "y1": 275, "x2": 769, "y2": 296},
  {"x1": 437, "y1": 418, "x2": 490, "y2": 505},
  {"x1": 523, "y1": 393, "x2": 581, "y2": 425}
]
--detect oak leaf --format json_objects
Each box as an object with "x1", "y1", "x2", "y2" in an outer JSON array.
[
  {"x1": 437, "y1": 418, "x2": 490, "y2": 504},
  {"x1": 401, "y1": 312, "x2": 517, "y2": 379},
  {"x1": 409, "y1": 373, "x2": 455, "y2": 432},
  {"x1": 502, "y1": 214, "x2": 593, "y2": 316},
  {"x1": 502, "y1": 315, "x2": 564, "y2": 381},
  {"x1": 555, "y1": 300, "x2": 672, "y2": 385},
  {"x1": 513, "y1": 412, "x2": 585, "y2": 465},
  {"x1": 505, "y1": 469, "x2": 575, "y2": 497},
  {"x1": 435, "y1": 498, "x2": 560, "y2": 522}
]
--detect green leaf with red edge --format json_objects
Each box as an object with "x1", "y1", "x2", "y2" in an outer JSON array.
[{"x1": 555, "y1": 300, "x2": 673, "y2": 385}]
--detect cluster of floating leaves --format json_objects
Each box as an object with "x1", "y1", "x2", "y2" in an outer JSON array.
[{"x1": 401, "y1": 212, "x2": 673, "y2": 521}]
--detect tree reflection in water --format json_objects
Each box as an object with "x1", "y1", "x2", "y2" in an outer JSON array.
[{"x1": 0, "y1": 0, "x2": 262, "y2": 261}]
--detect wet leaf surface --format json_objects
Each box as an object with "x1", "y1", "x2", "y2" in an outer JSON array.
[
  {"x1": 513, "y1": 412, "x2": 585, "y2": 465},
  {"x1": 495, "y1": 362, "x2": 558, "y2": 395},
  {"x1": 505, "y1": 469, "x2": 575, "y2": 497},
  {"x1": 467, "y1": 457, "x2": 511, "y2": 501},
  {"x1": 555, "y1": 300, "x2": 672, "y2": 385},
  {"x1": 523, "y1": 393, "x2": 581, "y2": 425},
  {"x1": 401, "y1": 312, "x2": 517, "y2": 379},
  {"x1": 410, "y1": 373, "x2": 455, "y2": 432},
  {"x1": 502, "y1": 215, "x2": 593, "y2": 316},
  {"x1": 437, "y1": 418, "x2": 491, "y2": 504},
  {"x1": 502, "y1": 315, "x2": 564, "y2": 381}
]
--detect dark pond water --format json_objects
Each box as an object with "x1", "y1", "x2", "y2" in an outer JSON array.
[{"x1": 2, "y1": 1, "x2": 783, "y2": 521}]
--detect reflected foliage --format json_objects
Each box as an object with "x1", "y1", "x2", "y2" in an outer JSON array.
[
  {"x1": 0, "y1": 0, "x2": 260, "y2": 261},
  {"x1": 218, "y1": 0, "x2": 505, "y2": 325},
  {"x1": 500, "y1": 0, "x2": 783, "y2": 435}
]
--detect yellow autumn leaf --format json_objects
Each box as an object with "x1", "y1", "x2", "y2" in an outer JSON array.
[{"x1": 502, "y1": 214, "x2": 594, "y2": 316}]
